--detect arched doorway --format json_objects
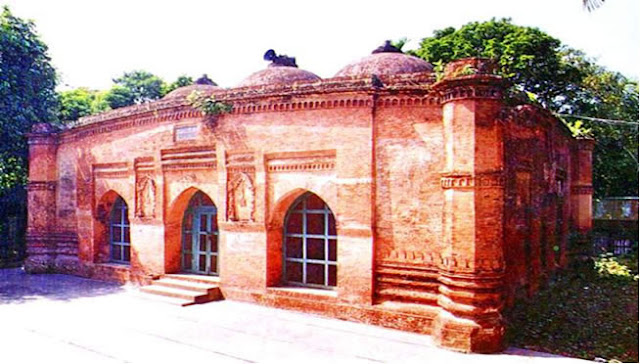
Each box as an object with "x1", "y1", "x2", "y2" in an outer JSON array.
[
  {"x1": 181, "y1": 191, "x2": 219, "y2": 275},
  {"x1": 110, "y1": 196, "x2": 131, "y2": 264},
  {"x1": 283, "y1": 192, "x2": 337, "y2": 288}
]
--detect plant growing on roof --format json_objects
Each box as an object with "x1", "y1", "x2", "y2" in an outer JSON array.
[
  {"x1": 187, "y1": 91, "x2": 233, "y2": 117},
  {"x1": 433, "y1": 60, "x2": 445, "y2": 81}
]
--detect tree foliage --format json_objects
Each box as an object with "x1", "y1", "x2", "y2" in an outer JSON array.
[
  {"x1": 0, "y1": 6, "x2": 57, "y2": 191},
  {"x1": 59, "y1": 73, "x2": 214, "y2": 123},
  {"x1": 561, "y1": 56, "x2": 639, "y2": 197},
  {"x1": 164, "y1": 75, "x2": 193, "y2": 95},
  {"x1": 108, "y1": 70, "x2": 165, "y2": 107},
  {"x1": 58, "y1": 88, "x2": 109, "y2": 123},
  {"x1": 104, "y1": 84, "x2": 134, "y2": 109},
  {"x1": 412, "y1": 18, "x2": 638, "y2": 197},
  {"x1": 413, "y1": 18, "x2": 583, "y2": 109}
]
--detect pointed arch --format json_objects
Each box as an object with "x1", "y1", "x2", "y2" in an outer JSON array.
[
  {"x1": 109, "y1": 196, "x2": 131, "y2": 263},
  {"x1": 94, "y1": 190, "x2": 131, "y2": 264},
  {"x1": 266, "y1": 189, "x2": 337, "y2": 288},
  {"x1": 165, "y1": 187, "x2": 218, "y2": 274},
  {"x1": 283, "y1": 192, "x2": 337, "y2": 288}
]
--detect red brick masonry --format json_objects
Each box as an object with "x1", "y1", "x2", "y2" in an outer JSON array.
[{"x1": 26, "y1": 56, "x2": 592, "y2": 353}]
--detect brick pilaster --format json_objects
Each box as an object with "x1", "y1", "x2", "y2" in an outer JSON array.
[
  {"x1": 570, "y1": 138, "x2": 595, "y2": 256},
  {"x1": 24, "y1": 123, "x2": 62, "y2": 272},
  {"x1": 431, "y1": 58, "x2": 508, "y2": 353}
]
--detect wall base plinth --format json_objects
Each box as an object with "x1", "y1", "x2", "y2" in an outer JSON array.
[
  {"x1": 433, "y1": 310, "x2": 505, "y2": 353},
  {"x1": 434, "y1": 271, "x2": 506, "y2": 353},
  {"x1": 24, "y1": 255, "x2": 55, "y2": 273},
  {"x1": 24, "y1": 254, "x2": 80, "y2": 274},
  {"x1": 53, "y1": 255, "x2": 80, "y2": 274},
  {"x1": 25, "y1": 232, "x2": 81, "y2": 274}
]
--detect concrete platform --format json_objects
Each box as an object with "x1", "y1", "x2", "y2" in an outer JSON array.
[{"x1": 0, "y1": 268, "x2": 589, "y2": 363}]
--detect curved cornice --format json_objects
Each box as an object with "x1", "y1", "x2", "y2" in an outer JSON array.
[{"x1": 56, "y1": 74, "x2": 438, "y2": 143}]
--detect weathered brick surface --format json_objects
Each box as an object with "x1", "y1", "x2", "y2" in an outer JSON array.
[{"x1": 26, "y1": 56, "x2": 592, "y2": 353}]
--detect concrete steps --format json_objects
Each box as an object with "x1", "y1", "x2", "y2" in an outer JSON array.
[{"x1": 139, "y1": 274, "x2": 223, "y2": 306}]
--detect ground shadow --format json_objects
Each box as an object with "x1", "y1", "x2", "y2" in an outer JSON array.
[{"x1": 0, "y1": 267, "x2": 125, "y2": 304}]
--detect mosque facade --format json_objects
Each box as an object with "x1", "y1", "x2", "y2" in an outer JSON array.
[{"x1": 25, "y1": 45, "x2": 593, "y2": 353}]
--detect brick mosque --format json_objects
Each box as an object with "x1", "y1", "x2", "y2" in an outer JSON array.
[{"x1": 25, "y1": 43, "x2": 593, "y2": 353}]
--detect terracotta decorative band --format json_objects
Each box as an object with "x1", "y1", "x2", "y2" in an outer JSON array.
[
  {"x1": 227, "y1": 165, "x2": 255, "y2": 173},
  {"x1": 440, "y1": 173, "x2": 505, "y2": 189},
  {"x1": 439, "y1": 85, "x2": 503, "y2": 103},
  {"x1": 162, "y1": 162, "x2": 216, "y2": 171},
  {"x1": 267, "y1": 161, "x2": 335, "y2": 173},
  {"x1": 375, "y1": 97, "x2": 439, "y2": 108},
  {"x1": 27, "y1": 181, "x2": 56, "y2": 191},
  {"x1": 266, "y1": 152, "x2": 336, "y2": 174},
  {"x1": 94, "y1": 171, "x2": 129, "y2": 179},
  {"x1": 233, "y1": 98, "x2": 372, "y2": 114}
]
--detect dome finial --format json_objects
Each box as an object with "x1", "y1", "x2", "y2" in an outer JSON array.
[
  {"x1": 372, "y1": 40, "x2": 402, "y2": 54},
  {"x1": 195, "y1": 74, "x2": 217, "y2": 86},
  {"x1": 263, "y1": 49, "x2": 298, "y2": 67}
]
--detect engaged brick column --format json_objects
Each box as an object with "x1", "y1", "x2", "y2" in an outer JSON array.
[
  {"x1": 24, "y1": 123, "x2": 59, "y2": 273},
  {"x1": 432, "y1": 58, "x2": 507, "y2": 353},
  {"x1": 570, "y1": 138, "x2": 594, "y2": 256}
]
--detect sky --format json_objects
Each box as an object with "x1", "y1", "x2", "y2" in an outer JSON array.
[{"x1": 3, "y1": 0, "x2": 639, "y2": 91}]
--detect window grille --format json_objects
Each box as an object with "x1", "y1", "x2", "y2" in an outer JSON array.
[
  {"x1": 182, "y1": 192, "x2": 219, "y2": 275},
  {"x1": 110, "y1": 197, "x2": 131, "y2": 264},
  {"x1": 283, "y1": 192, "x2": 337, "y2": 288}
]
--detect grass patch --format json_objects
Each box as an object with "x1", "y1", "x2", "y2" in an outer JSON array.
[{"x1": 505, "y1": 254, "x2": 639, "y2": 362}]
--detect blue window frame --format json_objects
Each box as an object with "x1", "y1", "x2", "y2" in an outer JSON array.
[
  {"x1": 182, "y1": 192, "x2": 219, "y2": 276},
  {"x1": 110, "y1": 197, "x2": 131, "y2": 264},
  {"x1": 283, "y1": 192, "x2": 337, "y2": 289}
]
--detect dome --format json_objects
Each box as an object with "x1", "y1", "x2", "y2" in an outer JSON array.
[
  {"x1": 163, "y1": 84, "x2": 221, "y2": 99},
  {"x1": 335, "y1": 52, "x2": 433, "y2": 78},
  {"x1": 237, "y1": 65, "x2": 321, "y2": 87},
  {"x1": 163, "y1": 74, "x2": 220, "y2": 100}
]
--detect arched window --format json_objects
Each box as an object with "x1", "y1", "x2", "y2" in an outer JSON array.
[
  {"x1": 110, "y1": 197, "x2": 131, "y2": 264},
  {"x1": 283, "y1": 192, "x2": 337, "y2": 288},
  {"x1": 182, "y1": 191, "x2": 219, "y2": 276}
]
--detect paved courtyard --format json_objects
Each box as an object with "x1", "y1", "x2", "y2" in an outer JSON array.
[{"x1": 0, "y1": 268, "x2": 587, "y2": 363}]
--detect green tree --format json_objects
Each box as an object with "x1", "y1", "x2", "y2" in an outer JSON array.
[
  {"x1": 0, "y1": 6, "x2": 57, "y2": 259},
  {"x1": 104, "y1": 84, "x2": 134, "y2": 109},
  {"x1": 58, "y1": 88, "x2": 92, "y2": 122},
  {"x1": 164, "y1": 75, "x2": 193, "y2": 94},
  {"x1": 63, "y1": 74, "x2": 198, "y2": 120},
  {"x1": 58, "y1": 88, "x2": 109, "y2": 123},
  {"x1": 561, "y1": 60, "x2": 638, "y2": 197},
  {"x1": 0, "y1": 6, "x2": 57, "y2": 190},
  {"x1": 413, "y1": 18, "x2": 583, "y2": 109},
  {"x1": 91, "y1": 90, "x2": 111, "y2": 114},
  {"x1": 412, "y1": 19, "x2": 638, "y2": 197},
  {"x1": 107, "y1": 70, "x2": 165, "y2": 107}
]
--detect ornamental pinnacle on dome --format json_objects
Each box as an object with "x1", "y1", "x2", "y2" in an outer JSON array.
[
  {"x1": 263, "y1": 49, "x2": 298, "y2": 68},
  {"x1": 371, "y1": 40, "x2": 403, "y2": 54}
]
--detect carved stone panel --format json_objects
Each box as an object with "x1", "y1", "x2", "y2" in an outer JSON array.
[
  {"x1": 135, "y1": 175, "x2": 156, "y2": 218},
  {"x1": 227, "y1": 172, "x2": 255, "y2": 222}
]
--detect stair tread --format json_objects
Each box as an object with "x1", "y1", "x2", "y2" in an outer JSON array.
[
  {"x1": 165, "y1": 274, "x2": 220, "y2": 284},
  {"x1": 154, "y1": 278, "x2": 219, "y2": 290},
  {"x1": 141, "y1": 285, "x2": 206, "y2": 298},
  {"x1": 139, "y1": 274, "x2": 224, "y2": 306},
  {"x1": 131, "y1": 292, "x2": 193, "y2": 306}
]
